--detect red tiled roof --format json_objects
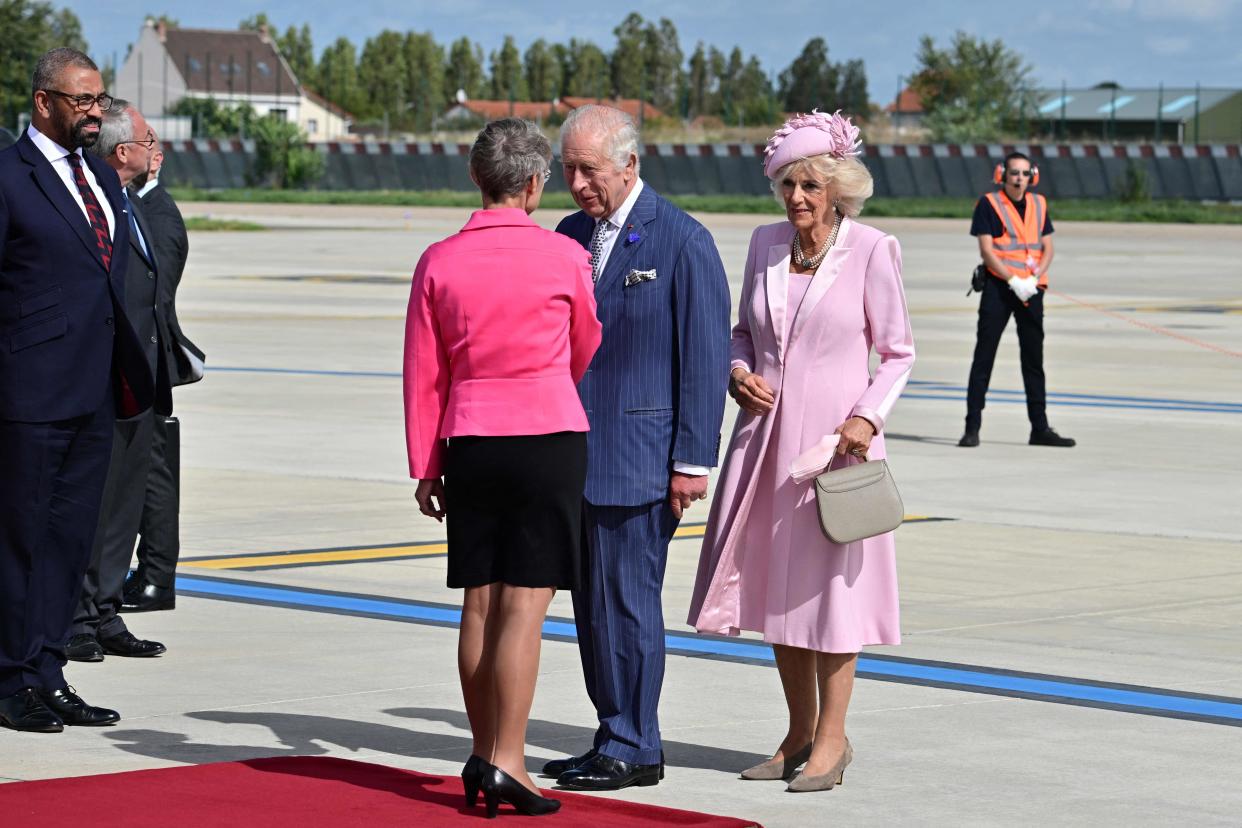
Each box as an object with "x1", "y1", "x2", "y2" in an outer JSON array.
[
  {"x1": 162, "y1": 28, "x2": 299, "y2": 96},
  {"x1": 885, "y1": 88, "x2": 924, "y2": 114},
  {"x1": 561, "y1": 96, "x2": 666, "y2": 120},
  {"x1": 454, "y1": 100, "x2": 567, "y2": 119}
]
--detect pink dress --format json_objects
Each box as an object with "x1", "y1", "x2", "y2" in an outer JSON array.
[{"x1": 687, "y1": 219, "x2": 915, "y2": 653}]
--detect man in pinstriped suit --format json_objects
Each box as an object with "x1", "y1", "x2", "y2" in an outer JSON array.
[{"x1": 545, "y1": 105, "x2": 731, "y2": 791}]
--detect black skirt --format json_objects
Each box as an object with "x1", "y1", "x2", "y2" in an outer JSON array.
[{"x1": 443, "y1": 431, "x2": 587, "y2": 590}]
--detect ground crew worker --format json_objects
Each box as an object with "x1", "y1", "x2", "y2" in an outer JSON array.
[{"x1": 959, "y1": 151, "x2": 1075, "y2": 448}]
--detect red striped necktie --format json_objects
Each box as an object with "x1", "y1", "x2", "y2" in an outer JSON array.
[{"x1": 65, "y1": 152, "x2": 113, "y2": 270}]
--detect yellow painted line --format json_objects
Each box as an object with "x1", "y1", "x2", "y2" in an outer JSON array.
[
  {"x1": 181, "y1": 543, "x2": 448, "y2": 570},
  {"x1": 183, "y1": 516, "x2": 939, "y2": 571}
]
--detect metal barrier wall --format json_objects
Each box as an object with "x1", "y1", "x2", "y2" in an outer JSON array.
[{"x1": 159, "y1": 140, "x2": 1242, "y2": 201}]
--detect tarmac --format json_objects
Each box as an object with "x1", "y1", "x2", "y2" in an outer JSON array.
[{"x1": 2, "y1": 202, "x2": 1240, "y2": 826}]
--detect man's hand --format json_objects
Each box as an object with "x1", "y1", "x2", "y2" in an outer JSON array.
[
  {"x1": 669, "y1": 472, "x2": 708, "y2": 520},
  {"x1": 415, "y1": 478, "x2": 446, "y2": 522},
  {"x1": 729, "y1": 368, "x2": 775, "y2": 415}
]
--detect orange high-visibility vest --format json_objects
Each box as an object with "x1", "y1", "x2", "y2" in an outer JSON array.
[{"x1": 984, "y1": 191, "x2": 1048, "y2": 287}]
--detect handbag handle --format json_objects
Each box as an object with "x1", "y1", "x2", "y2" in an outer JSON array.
[{"x1": 789, "y1": 434, "x2": 868, "y2": 484}]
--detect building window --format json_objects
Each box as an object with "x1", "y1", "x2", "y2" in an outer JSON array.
[
  {"x1": 307, "y1": 118, "x2": 318, "y2": 134},
  {"x1": 269, "y1": 108, "x2": 287, "y2": 122}
]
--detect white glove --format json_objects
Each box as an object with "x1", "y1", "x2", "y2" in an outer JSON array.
[{"x1": 1008, "y1": 276, "x2": 1039, "y2": 302}]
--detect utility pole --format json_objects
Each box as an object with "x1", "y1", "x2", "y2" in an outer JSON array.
[
  {"x1": 1193, "y1": 82, "x2": 1200, "y2": 144},
  {"x1": 1154, "y1": 82, "x2": 1163, "y2": 143}
]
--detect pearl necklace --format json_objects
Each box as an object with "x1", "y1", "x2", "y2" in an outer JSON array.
[{"x1": 792, "y1": 211, "x2": 843, "y2": 270}]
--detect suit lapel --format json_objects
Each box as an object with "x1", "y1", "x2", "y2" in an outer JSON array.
[
  {"x1": 787, "y1": 218, "x2": 854, "y2": 351},
  {"x1": 92, "y1": 155, "x2": 131, "y2": 279},
  {"x1": 765, "y1": 223, "x2": 795, "y2": 363},
  {"x1": 19, "y1": 137, "x2": 104, "y2": 271},
  {"x1": 596, "y1": 184, "x2": 657, "y2": 296}
]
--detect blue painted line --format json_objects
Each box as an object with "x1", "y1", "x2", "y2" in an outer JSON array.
[
  {"x1": 178, "y1": 575, "x2": 1242, "y2": 726},
  {"x1": 213, "y1": 366, "x2": 1241, "y2": 415}
]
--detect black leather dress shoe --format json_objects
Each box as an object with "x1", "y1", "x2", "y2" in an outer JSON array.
[
  {"x1": 120, "y1": 579, "x2": 176, "y2": 612},
  {"x1": 958, "y1": 429, "x2": 980, "y2": 447},
  {"x1": 99, "y1": 630, "x2": 167, "y2": 657},
  {"x1": 541, "y1": 748, "x2": 597, "y2": 778},
  {"x1": 0, "y1": 688, "x2": 63, "y2": 732},
  {"x1": 556, "y1": 753, "x2": 660, "y2": 791},
  {"x1": 39, "y1": 686, "x2": 120, "y2": 726},
  {"x1": 65, "y1": 633, "x2": 105, "y2": 662}
]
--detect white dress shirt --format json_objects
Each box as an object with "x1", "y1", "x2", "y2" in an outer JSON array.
[
  {"x1": 27, "y1": 124, "x2": 115, "y2": 239},
  {"x1": 136, "y1": 176, "x2": 159, "y2": 198},
  {"x1": 592, "y1": 178, "x2": 710, "y2": 478}
]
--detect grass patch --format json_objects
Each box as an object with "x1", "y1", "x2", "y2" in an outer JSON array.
[
  {"x1": 184, "y1": 216, "x2": 266, "y2": 231},
  {"x1": 169, "y1": 187, "x2": 1242, "y2": 224}
]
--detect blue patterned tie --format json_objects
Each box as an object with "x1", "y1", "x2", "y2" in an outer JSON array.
[{"x1": 589, "y1": 219, "x2": 609, "y2": 283}]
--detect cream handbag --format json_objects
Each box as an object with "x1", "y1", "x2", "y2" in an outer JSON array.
[{"x1": 813, "y1": 458, "x2": 904, "y2": 544}]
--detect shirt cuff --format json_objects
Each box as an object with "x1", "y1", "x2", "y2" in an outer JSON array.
[
  {"x1": 729, "y1": 360, "x2": 751, "y2": 374},
  {"x1": 673, "y1": 461, "x2": 711, "y2": 477},
  {"x1": 849, "y1": 406, "x2": 884, "y2": 434}
]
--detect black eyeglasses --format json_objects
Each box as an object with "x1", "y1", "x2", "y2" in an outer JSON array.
[
  {"x1": 1007, "y1": 169, "x2": 1032, "y2": 178},
  {"x1": 44, "y1": 90, "x2": 114, "y2": 112},
  {"x1": 117, "y1": 131, "x2": 156, "y2": 150}
]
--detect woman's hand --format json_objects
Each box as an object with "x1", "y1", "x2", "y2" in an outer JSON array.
[
  {"x1": 415, "y1": 478, "x2": 447, "y2": 522},
  {"x1": 729, "y1": 368, "x2": 775, "y2": 415},
  {"x1": 834, "y1": 416, "x2": 876, "y2": 459}
]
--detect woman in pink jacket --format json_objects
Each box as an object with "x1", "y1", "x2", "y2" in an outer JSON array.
[
  {"x1": 404, "y1": 118, "x2": 601, "y2": 818},
  {"x1": 687, "y1": 111, "x2": 915, "y2": 793}
]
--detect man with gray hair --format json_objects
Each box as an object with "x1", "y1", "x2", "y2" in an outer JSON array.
[
  {"x1": 67, "y1": 100, "x2": 173, "y2": 663},
  {"x1": 0, "y1": 48, "x2": 153, "y2": 732},
  {"x1": 544, "y1": 105, "x2": 731, "y2": 790}
]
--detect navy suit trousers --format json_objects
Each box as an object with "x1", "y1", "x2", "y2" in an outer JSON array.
[
  {"x1": 0, "y1": 395, "x2": 114, "y2": 695},
  {"x1": 573, "y1": 500, "x2": 678, "y2": 765}
]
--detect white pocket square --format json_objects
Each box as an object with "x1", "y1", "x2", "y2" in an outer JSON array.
[{"x1": 624, "y1": 268, "x2": 657, "y2": 287}]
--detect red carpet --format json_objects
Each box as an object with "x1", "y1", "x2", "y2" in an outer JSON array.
[{"x1": 0, "y1": 756, "x2": 763, "y2": 827}]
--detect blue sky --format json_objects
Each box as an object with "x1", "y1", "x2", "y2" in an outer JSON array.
[{"x1": 66, "y1": 0, "x2": 1241, "y2": 99}]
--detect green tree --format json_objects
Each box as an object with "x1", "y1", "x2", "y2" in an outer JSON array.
[
  {"x1": 837, "y1": 59, "x2": 868, "y2": 116},
  {"x1": 168, "y1": 96, "x2": 255, "y2": 138},
  {"x1": 279, "y1": 24, "x2": 316, "y2": 89},
  {"x1": 0, "y1": 0, "x2": 89, "y2": 130},
  {"x1": 908, "y1": 31, "x2": 1036, "y2": 142},
  {"x1": 446, "y1": 36, "x2": 486, "y2": 100},
  {"x1": 523, "y1": 38, "x2": 562, "y2": 102},
  {"x1": 734, "y1": 56, "x2": 774, "y2": 125},
  {"x1": 404, "y1": 31, "x2": 445, "y2": 131},
  {"x1": 357, "y1": 29, "x2": 407, "y2": 122},
  {"x1": 144, "y1": 13, "x2": 178, "y2": 27},
  {"x1": 610, "y1": 12, "x2": 647, "y2": 100},
  {"x1": 564, "y1": 39, "x2": 608, "y2": 98},
  {"x1": 686, "y1": 43, "x2": 711, "y2": 118},
  {"x1": 778, "y1": 37, "x2": 839, "y2": 112},
  {"x1": 238, "y1": 12, "x2": 274, "y2": 33},
  {"x1": 489, "y1": 35, "x2": 527, "y2": 101},
  {"x1": 248, "y1": 114, "x2": 322, "y2": 188},
  {"x1": 645, "y1": 18, "x2": 683, "y2": 111},
  {"x1": 317, "y1": 36, "x2": 361, "y2": 116}
]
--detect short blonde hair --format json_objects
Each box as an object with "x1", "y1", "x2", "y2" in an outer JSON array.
[{"x1": 770, "y1": 154, "x2": 874, "y2": 218}]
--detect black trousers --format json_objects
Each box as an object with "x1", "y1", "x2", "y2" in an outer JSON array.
[
  {"x1": 134, "y1": 415, "x2": 180, "y2": 588},
  {"x1": 0, "y1": 400, "x2": 114, "y2": 696},
  {"x1": 73, "y1": 409, "x2": 155, "y2": 640},
  {"x1": 965, "y1": 277, "x2": 1048, "y2": 432}
]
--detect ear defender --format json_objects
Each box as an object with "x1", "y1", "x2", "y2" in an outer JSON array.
[{"x1": 995, "y1": 163, "x2": 1041, "y2": 186}]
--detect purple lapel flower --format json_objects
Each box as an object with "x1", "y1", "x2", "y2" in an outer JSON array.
[{"x1": 626, "y1": 228, "x2": 641, "y2": 244}]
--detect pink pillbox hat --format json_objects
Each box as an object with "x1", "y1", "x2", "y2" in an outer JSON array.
[{"x1": 762, "y1": 109, "x2": 863, "y2": 179}]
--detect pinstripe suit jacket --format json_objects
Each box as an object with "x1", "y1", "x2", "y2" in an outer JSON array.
[{"x1": 558, "y1": 184, "x2": 731, "y2": 506}]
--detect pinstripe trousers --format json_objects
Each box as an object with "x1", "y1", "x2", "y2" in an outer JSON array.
[{"x1": 572, "y1": 500, "x2": 678, "y2": 765}]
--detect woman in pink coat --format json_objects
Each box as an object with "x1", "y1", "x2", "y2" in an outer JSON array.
[
  {"x1": 404, "y1": 118, "x2": 601, "y2": 817},
  {"x1": 687, "y1": 111, "x2": 915, "y2": 793}
]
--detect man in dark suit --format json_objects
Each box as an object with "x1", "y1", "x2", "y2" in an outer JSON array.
[
  {"x1": 66, "y1": 100, "x2": 172, "y2": 662},
  {"x1": 545, "y1": 105, "x2": 731, "y2": 790},
  {"x1": 122, "y1": 138, "x2": 204, "y2": 613},
  {"x1": 0, "y1": 48, "x2": 152, "y2": 732}
]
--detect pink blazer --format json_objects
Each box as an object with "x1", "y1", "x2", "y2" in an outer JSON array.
[{"x1": 403, "y1": 208, "x2": 602, "y2": 479}]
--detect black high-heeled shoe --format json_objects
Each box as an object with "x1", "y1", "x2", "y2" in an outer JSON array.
[
  {"x1": 480, "y1": 763, "x2": 561, "y2": 819},
  {"x1": 461, "y1": 754, "x2": 486, "y2": 807}
]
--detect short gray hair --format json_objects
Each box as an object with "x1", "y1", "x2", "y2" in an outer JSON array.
[
  {"x1": 468, "y1": 118, "x2": 553, "y2": 201},
  {"x1": 559, "y1": 105, "x2": 640, "y2": 173},
  {"x1": 90, "y1": 99, "x2": 134, "y2": 159},
  {"x1": 32, "y1": 48, "x2": 98, "y2": 100}
]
